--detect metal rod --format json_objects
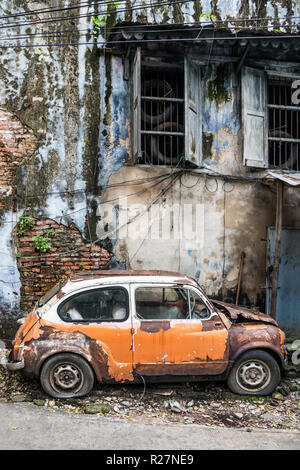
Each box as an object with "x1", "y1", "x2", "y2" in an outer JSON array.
[
  {"x1": 268, "y1": 104, "x2": 300, "y2": 112},
  {"x1": 269, "y1": 137, "x2": 300, "y2": 143},
  {"x1": 141, "y1": 96, "x2": 184, "y2": 103},
  {"x1": 235, "y1": 251, "x2": 246, "y2": 305},
  {"x1": 270, "y1": 180, "x2": 284, "y2": 320},
  {"x1": 141, "y1": 130, "x2": 184, "y2": 136}
]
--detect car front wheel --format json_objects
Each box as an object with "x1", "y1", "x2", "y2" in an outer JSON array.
[
  {"x1": 227, "y1": 350, "x2": 281, "y2": 396},
  {"x1": 40, "y1": 353, "x2": 94, "y2": 399}
]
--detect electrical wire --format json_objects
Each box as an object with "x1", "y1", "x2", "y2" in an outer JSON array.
[
  {"x1": 119, "y1": 373, "x2": 146, "y2": 410},
  {"x1": 0, "y1": 0, "x2": 299, "y2": 27},
  {"x1": 0, "y1": 1, "x2": 299, "y2": 33},
  {"x1": 0, "y1": 0, "x2": 118, "y2": 20},
  {"x1": 0, "y1": 0, "x2": 195, "y2": 30},
  {"x1": 1, "y1": 18, "x2": 299, "y2": 43},
  {"x1": 2, "y1": 171, "x2": 181, "y2": 263},
  {"x1": 1, "y1": 32, "x2": 300, "y2": 50}
]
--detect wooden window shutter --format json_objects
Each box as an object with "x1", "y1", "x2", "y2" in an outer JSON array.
[
  {"x1": 132, "y1": 47, "x2": 141, "y2": 163},
  {"x1": 242, "y1": 66, "x2": 268, "y2": 168},
  {"x1": 184, "y1": 57, "x2": 202, "y2": 167}
]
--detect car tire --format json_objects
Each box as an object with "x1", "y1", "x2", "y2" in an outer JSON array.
[
  {"x1": 40, "y1": 353, "x2": 94, "y2": 399},
  {"x1": 227, "y1": 350, "x2": 281, "y2": 396}
]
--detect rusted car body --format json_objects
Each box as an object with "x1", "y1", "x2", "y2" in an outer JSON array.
[{"x1": 3, "y1": 270, "x2": 286, "y2": 398}]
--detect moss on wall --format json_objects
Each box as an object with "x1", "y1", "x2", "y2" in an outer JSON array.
[{"x1": 206, "y1": 64, "x2": 232, "y2": 108}]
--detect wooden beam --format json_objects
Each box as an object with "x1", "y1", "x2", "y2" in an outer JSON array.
[
  {"x1": 235, "y1": 251, "x2": 245, "y2": 305},
  {"x1": 270, "y1": 180, "x2": 284, "y2": 319}
]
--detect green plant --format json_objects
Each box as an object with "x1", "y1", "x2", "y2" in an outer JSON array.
[
  {"x1": 92, "y1": 0, "x2": 120, "y2": 38},
  {"x1": 43, "y1": 229, "x2": 55, "y2": 237},
  {"x1": 200, "y1": 11, "x2": 217, "y2": 23},
  {"x1": 32, "y1": 229, "x2": 55, "y2": 253},
  {"x1": 32, "y1": 235, "x2": 52, "y2": 252},
  {"x1": 17, "y1": 215, "x2": 34, "y2": 236}
]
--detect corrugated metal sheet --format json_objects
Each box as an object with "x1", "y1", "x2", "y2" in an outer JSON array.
[{"x1": 267, "y1": 171, "x2": 300, "y2": 186}]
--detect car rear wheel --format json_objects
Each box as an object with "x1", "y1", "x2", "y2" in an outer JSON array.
[
  {"x1": 40, "y1": 353, "x2": 94, "y2": 399},
  {"x1": 227, "y1": 350, "x2": 281, "y2": 396}
]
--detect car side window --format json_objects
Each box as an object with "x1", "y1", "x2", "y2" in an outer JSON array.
[
  {"x1": 58, "y1": 287, "x2": 128, "y2": 322},
  {"x1": 189, "y1": 290, "x2": 210, "y2": 319},
  {"x1": 135, "y1": 287, "x2": 188, "y2": 320}
]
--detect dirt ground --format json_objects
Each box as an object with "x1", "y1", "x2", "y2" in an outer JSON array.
[{"x1": 0, "y1": 363, "x2": 299, "y2": 431}]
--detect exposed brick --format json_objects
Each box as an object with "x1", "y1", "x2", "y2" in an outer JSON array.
[{"x1": 16, "y1": 217, "x2": 113, "y2": 311}]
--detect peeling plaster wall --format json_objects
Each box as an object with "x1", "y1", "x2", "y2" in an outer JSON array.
[
  {"x1": 0, "y1": 1, "x2": 104, "y2": 326},
  {"x1": 0, "y1": 0, "x2": 300, "y2": 334}
]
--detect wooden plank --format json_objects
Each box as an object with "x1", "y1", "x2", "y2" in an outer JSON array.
[{"x1": 242, "y1": 66, "x2": 268, "y2": 169}]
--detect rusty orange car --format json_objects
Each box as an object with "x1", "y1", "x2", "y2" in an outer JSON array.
[{"x1": 3, "y1": 270, "x2": 286, "y2": 398}]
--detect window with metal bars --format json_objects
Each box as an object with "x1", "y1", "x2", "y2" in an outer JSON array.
[
  {"x1": 140, "y1": 66, "x2": 185, "y2": 166},
  {"x1": 268, "y1": 77, "x2": 300, "y2": 171},
  {"x1": 132, "y1": 48, "x2": 202, "y2": 168}
]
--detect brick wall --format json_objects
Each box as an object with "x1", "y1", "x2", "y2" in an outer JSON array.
[
  {"x1": 0, "y1": 110, "x2": 38, "y2": 199},
  {"x1": 15, "y1": 218, "x2": 113, "y2": 311}
]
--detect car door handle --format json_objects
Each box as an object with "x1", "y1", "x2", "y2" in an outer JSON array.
[{"x1": 214, "y1": 322, "x2": 222, "y2": 327}]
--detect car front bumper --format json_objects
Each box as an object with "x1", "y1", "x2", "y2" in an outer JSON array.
[{"x1": 1, "y1": 356, "x2": 24, "y2": 371}]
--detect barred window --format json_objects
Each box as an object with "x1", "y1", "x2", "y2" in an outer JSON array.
[
  {"x1": 268, "y1": 76, "x2": 300, "y2": 171},
  {"x1": 242, "y1": 66, "x2": 300, "y2": 170},
  {"x1": 132, "y1": 48, "x2": 202, "y2": 168},
  {"x1": 140, "y1": 65, "x2": 185, "y2": 166}
]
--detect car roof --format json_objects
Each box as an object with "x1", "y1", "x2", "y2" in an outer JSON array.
[{"x1": 64, "y1": 270, "x2": 199, "y2": 290}]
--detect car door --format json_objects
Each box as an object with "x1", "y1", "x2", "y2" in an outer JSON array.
[
  {"x1": 56, "y1": 284, "x2": 133, "y2": 382},
  {"x1": 131, "y1": 283, "x2": 229, "y2": 377}
]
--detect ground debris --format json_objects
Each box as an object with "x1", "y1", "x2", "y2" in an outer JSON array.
[{"x1": 0, "y1": 364, "x2": 299, "y2": 430}]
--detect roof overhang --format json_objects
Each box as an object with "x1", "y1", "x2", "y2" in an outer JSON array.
[{"x1": 267, "y1": 170, "x2": 300, "y2": 187}]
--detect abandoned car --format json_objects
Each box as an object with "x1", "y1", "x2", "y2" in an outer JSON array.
[{"x1": 3, "y1": 270, "x2": 286, "y2": 399}]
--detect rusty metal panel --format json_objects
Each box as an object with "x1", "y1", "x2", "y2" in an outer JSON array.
[
  {"x1": 267, "y1": 170, "x2": 300, "y2": 186},
  {"x1": 267, "y1": 227, "x2": 300, "y2": 337}
]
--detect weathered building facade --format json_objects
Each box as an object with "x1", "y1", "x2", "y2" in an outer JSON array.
[{"x1": 0, "y1": 0, "x2": 300, "y2": 337}]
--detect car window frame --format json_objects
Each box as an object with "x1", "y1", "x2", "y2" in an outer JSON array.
[
  {"x1": 57, "y1": 285, "x2": 130, "y2": 323},
  {"x1": 132, "y1": 283, "x2": 213, "y2": 322}
]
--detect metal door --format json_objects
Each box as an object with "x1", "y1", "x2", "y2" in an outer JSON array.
[{"x1": 267, "y1": 227, "x2": 300, "y2": 337}]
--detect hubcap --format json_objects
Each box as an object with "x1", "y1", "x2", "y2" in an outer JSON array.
[
  {"x1": 51, "y1": 363, "x2": 83, "y2": 393},
  {"x1": 236, "y1": 360, "x2": 271, "y2": 392}
]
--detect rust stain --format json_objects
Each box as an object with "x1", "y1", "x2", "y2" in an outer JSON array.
[
  {"x1": 132, "y1": 320, "x2": 229, "y2": 376},
  {"x1": 140, "y1": 320, "x2": 171, "y2": 333},
  {"x1": 211, "y1": 300, "x2": 278, "y2": 326},
  {"x1": 18, "y1": 319, "x2": 134, "y2": 382}
]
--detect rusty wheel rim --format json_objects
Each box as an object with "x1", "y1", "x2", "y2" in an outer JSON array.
[
  {"x1": 50, "y1": 362, "x2": 84, "y2": 394},
  {"x1": 236, "y1": 360, "x2": 271, "y2": 392}
]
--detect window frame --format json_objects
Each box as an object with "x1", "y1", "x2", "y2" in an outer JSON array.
[
  {"x1": 267, "y1": 73, "x2": 300, "y2": 171},
  {"x1": 57, "y1": 285, "x2": 130, "y2": 324},
  {"x1": 242, "y1": 65, "x2": 300, "y2": 170},
  {"x1": 131, "y1": 48, "x2": 202, "y2": 168},
  {"x1": 132, "y1": 283, "x2": 213, "y2": 322}
]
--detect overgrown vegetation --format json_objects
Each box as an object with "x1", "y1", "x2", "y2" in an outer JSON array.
[
  {"x1": 92, "y1": 0, "x2": 120, "y2": 39},
  {"x1": 32, "y1": 229, "x2": 55, "y2": 253},
  {"x1": 17, "y1": 215, "x2": 35, "y2": 236}
]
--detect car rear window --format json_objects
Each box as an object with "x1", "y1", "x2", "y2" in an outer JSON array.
[{"x1": 58, "y1": 287, "x2": 129, "y2": 322}]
